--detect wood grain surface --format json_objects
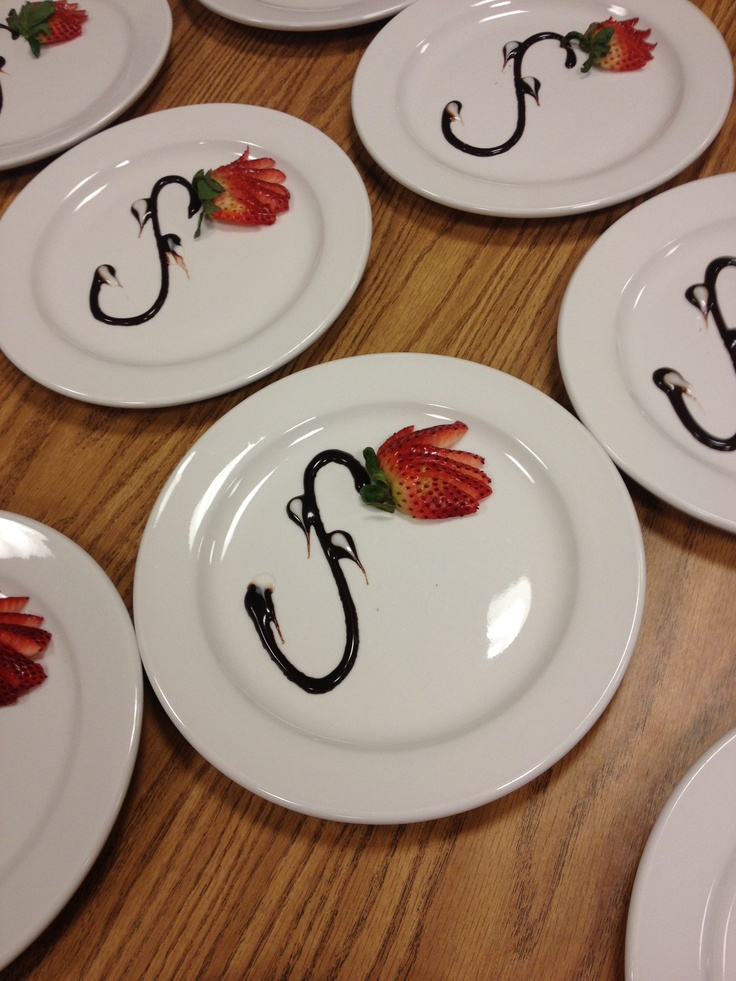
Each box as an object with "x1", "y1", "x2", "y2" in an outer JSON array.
[{"x1": 2, "y1": 0, "x2": 735, "y2": 978}]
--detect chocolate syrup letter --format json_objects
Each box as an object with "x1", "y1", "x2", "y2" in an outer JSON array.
[
  {"x1": 0, "y1": 18, "x2": 22, "y2": 119},
  {"x1": 89, "y1": 175, "x2": 201, "y2": 326},
  {"x1": 441, "y1": 33, "x2": 577, "y2": 157},
  {"x1": 653, "y1": 256, "x2": 736, "y2": 451},
  {"x1": 244, "y1": 450, "x2": 371, "y2": 694}
]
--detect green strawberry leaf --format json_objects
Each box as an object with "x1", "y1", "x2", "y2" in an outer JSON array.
[
  {"x1": 359, "y1": 484, "x2": 395, "y2": 513},
  {"x1": 362, "y1": 447, "x2": 384, "y2": 482},
  {"x1": 563, "y1": 23, "x2": 614, "y2": 73},
  {"x1": 6, "y1": 1, "x2": 55, "y2": 58},
  {"x1": 192, "y1": 168, "x2": 225, "y2": 239},
  {"x1": 359, "y1": 448, "x2": 395, "y2": 513},
  {"x1": 192, "y1": 169, "x2": 224, "y2": 202}
]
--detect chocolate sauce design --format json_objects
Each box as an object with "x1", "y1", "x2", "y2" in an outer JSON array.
[
  {"x1": 653, "y1": 256, "x2": 736, "y2": 452},
  {"x1": 89, "y1": 175, "x2": 201, "y2": 326},
  {"x1": 441, "y1": 32, "x2": 577, "y2": 157},
  {"x1": 0, "y1": 25, "x2": 17, "y2": 116},
  {"x1": 244, "y1": 449, "x2": 372, "y2": 694}
]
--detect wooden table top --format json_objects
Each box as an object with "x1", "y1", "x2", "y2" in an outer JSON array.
[{"x1": 2, "y1": 1, "x2": 735, "y2": 978}]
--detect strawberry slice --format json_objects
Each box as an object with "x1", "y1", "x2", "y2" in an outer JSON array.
[
  {"x1": 6, "y1": 1, "x2": 88, "y2": 58},
  {"x1": 0, "y1": 623, "x2": 51, "y2": 657},
  {"x1": 0, "y1": 611, "x2": 44, "y2": 627},
  {"x1": 0, "y1": 642, "x2": 46, "y2": 705},
  {"x1": 192, "y1": 148, "x2": 290, "y2": 237},
  {"x1": 565, "y1": 18, "x2": 656, "y2": 73},
  {"x1": 0, "y1": 595, "x2": 29, "y2": 613},
  {"x1": 360, "y1": 421, "x2": 492, "y2": 519}
]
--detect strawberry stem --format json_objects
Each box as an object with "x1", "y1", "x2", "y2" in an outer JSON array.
[
  {"x1": 359, "y1": 448, "x2": 395, "y2": 513},
  {"x1": 563, "y1": 24, "x2": 614, "y2": 73},
  {"x1": 191, "y1": 168, "x2": 225, "y2": 238}
]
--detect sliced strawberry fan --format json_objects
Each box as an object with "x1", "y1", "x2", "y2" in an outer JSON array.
[
  {"x1": 360, "y1": 421, "x2": 492, "y2": 519},
  {"x1": 192, "y1": 148, "x2": 290, "y2": 237},
  {"x1": 0, "y1": 596, "x2": 51, "y2": 705},
  {"x1": 564, "y1": 17, "x2": 656, "y2": 73},
  {"x1": 5, "y1": 1, "x2": 88, "y2": 58}
]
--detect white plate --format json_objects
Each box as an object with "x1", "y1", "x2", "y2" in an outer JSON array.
[
  {"x1": 558, "y1": 173, "x2": 736, "y2": 533},
  {"x1": 351, "y1": 0, "x2": 733, "y2": 216},
  {"x1": 134, "y1": 353, "x2": 645, "y2": 823},
  {"x1": 196, "y1": 0, "x2": 410, "y2": 31},
  {"x1": 0, "y1": 104, "x2": 371, "y2": 408},
  {"x1": 0, "y1": 513, "x2": 142, "y2": 969},
  {"x1": 0, "y1": 0, "x2": 171, "y2": 170},
  {"x1": 626, "y1": 728, "x2": 736, "y2": 981}
]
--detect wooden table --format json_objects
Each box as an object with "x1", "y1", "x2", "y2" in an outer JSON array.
[{"x1": 2, "y1": 1, "x2": 735, "y2": 977}]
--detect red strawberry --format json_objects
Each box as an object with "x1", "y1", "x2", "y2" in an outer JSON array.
[
  {"x1": 38, "y1": 0, "x2": 86, "y2": 44},
  {"x1": 192, "y1": 149, "x2": 290, "y2": 237},
  {"x1": 0, "y1": 622, "x2": 51, "y2": 656},
  {"x1": 360, "y1": 421, "x2": 492, "y2": 519},
  {"x1": 0, "y1": 595, "x2": 29, "y2": 613},
  {"x1": 6, "y1": 1, "x2": 88, "y2": 58},
  {"x1": 0, "y1": 642, "x2": 46, "y2": 705},
  {"x1": 565, "y1": 18, "x2": 656, "y2": 73}
]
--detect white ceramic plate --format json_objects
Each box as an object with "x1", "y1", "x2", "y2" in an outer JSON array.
[
  {"x1": 0, "y1": 104, "x2": 371, "y2": 408},
  {"x1": 626, "y1": 728, "x2": 736, "y2": 980},
  {"x1": 0, "y1": 513, "x2": 142, "y2": 969},
  {"x1": 0, "y1": 0, "x2": 171, "y2": 170},
  {"x1": 134, "y1": 353, "x2": 645, "y2": 823},
  {"x1": 351, "y1": 0, "x2": 733, "y2": 216},
  {"x1": 558, "y1": 173, "x2": 736, "y2": 533},
  {"x1": 196, "y1": 0, "x2": 410, "y2": 31}
]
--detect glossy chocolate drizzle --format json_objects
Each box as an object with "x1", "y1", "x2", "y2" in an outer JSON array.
[
  {"x1": 89, "y1": 175, "x2": 201, "y2": 326},
  {"x1": 441, "y1": 32, "x2": 577, "y2": 157},
  {"x1": 653, "y1": 255, "x2": 736, "y2": 451},
  {"x1": 244, "y1": 449, "x2": 371, "y2": 694},
  {"x1": 0, "y1": 23, "x2": 17, "y2": 116}
]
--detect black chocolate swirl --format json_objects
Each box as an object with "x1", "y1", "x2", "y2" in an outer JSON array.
[
  {"x1": 653, "y1": 256, "x2": 736, "y2": 452},
  {"x1": 441, "y1": 32, "x2": 577, "y2": 157},
  {"x1": 244, "y1": 449, "x2": 371, "y2": 694},
  {"x1": 89, "y1": 175, "x2": 201, "y2": 326}
]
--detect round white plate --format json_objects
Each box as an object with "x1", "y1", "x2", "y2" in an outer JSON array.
[
  {"x1": 626, "y1": 728, "x2": 736, "y2": 981},
  {"x1": 196, "y1": 0, "x2": 410, "y2": 31},
  {"x1": 0, "y1": 513, "x2": 142, "y2": 969},
  {"x1": 134, "y1": 353, "x2": 645, "y2": 823},
  {"x1": 0, "y1": 104, "x2": 371, "y2": 408},
  {"x1": 351, "y1": 0, "x2": 733, "y2": 216},
  {"x1": 0, "y1": 0, "x2": 171, "y2": 170},
  {"x1": 558, "y1": 173, "x2": 736, "y2": 533}
]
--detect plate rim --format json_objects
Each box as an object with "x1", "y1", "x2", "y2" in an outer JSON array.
[
  {"x1": 625, "y1": 727, "x2": 736, "y2": 980},
  {"x1": 351, "y1": 0, "x2": 734, "y2": 216},
  {"x1": 196, "y1": 0, "x2": 410, "y2": 31},
  {"x1": 558, "y1": 171, "x2": 736, "y2": 533},
  {"x1": 0, "y1": 0, "x2": 172, "y2": 170},
  {"x1": 133, "y1": 352, "x2": 645, "y2": 823},
  {"x1": 0, "y1": 103, "x2": 372, "y2": 408},
  {"x1": 0, "y1": 511, "x2": 143, "y2": 969}
]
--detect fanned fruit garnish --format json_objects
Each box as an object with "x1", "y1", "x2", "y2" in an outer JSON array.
[
  {"x1": 564, "y1": 17, "x2": 656, "y2": 73},
  {"x1": 6, "y1": 1, "x2": 88, "y2": 57},
  {"x1": 360, "y1": 421, "x2": 492, "y2": 519},
  {"x1": 0, "y1": 595, "x2": 51, "y2": 706},
  {"x1": 192, "y1": 148, "x2": 290, "y2": 238}
]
